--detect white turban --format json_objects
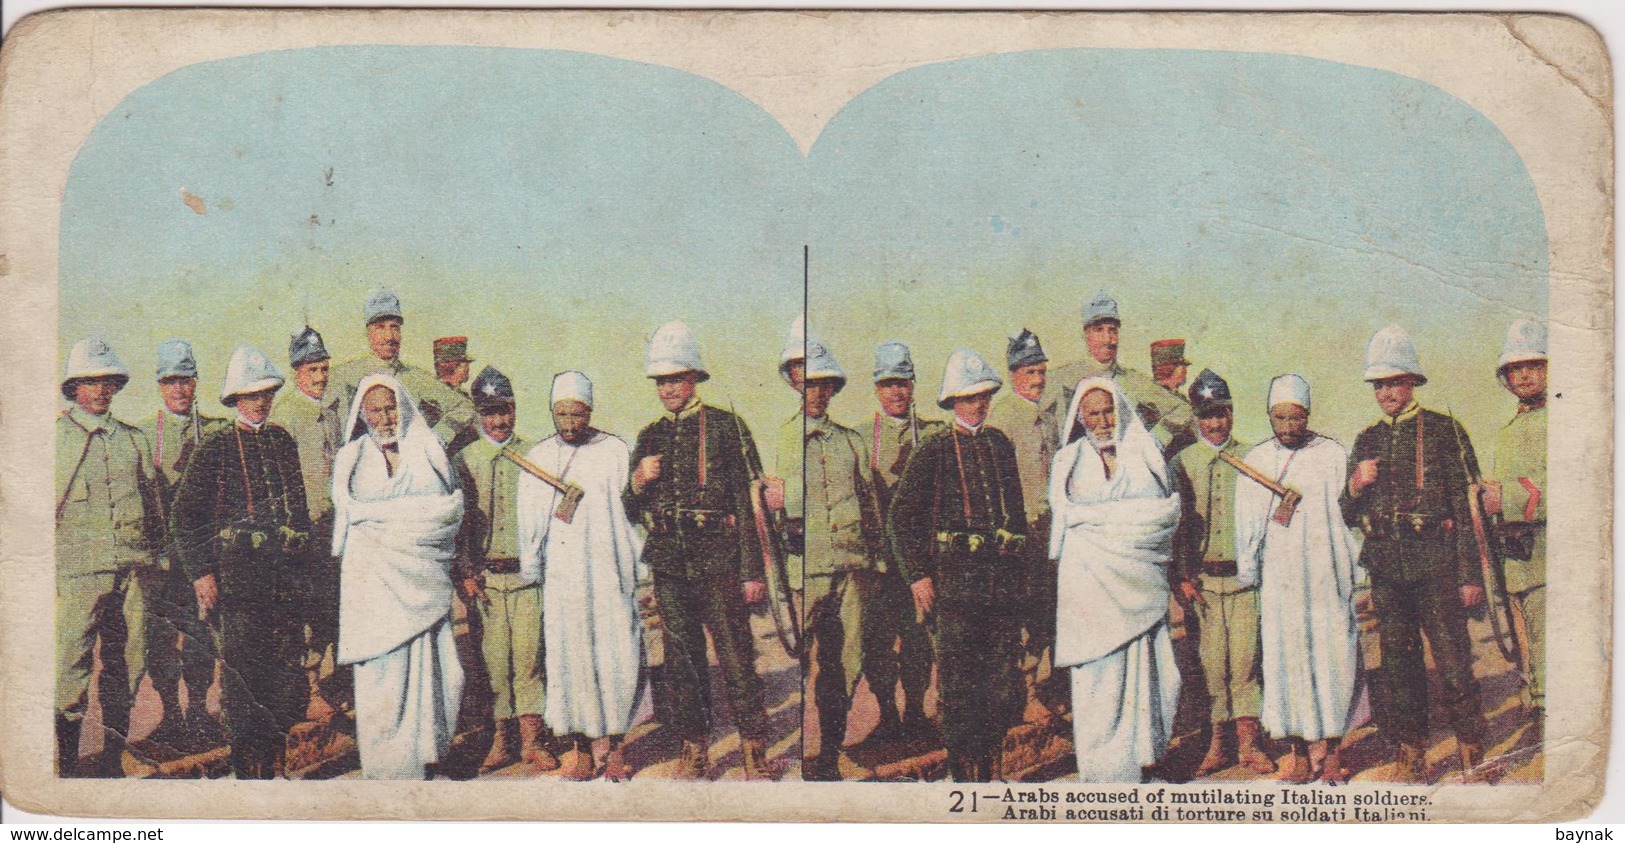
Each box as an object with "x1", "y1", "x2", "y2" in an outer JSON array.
[
  {"x1": 1267, "y1": 374, "x2": 1311, "y2": 411},
  {"x1": 551, "y1": 371, "x2": 593, "y2": 408}
]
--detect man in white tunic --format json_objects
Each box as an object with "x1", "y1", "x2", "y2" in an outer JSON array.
[
  {"x1": 1049, "y1": 376, "x2": 1181, "y2": 782},
  {"x1": 518, "y1": 371, "x2": 647, "y2": 781},
  {"x1": 1235, "y1": 375, "x2": 1363, "y2": 784},
  {"x1": 332, "y1": 374, "x2": 466, "y2": 780}
]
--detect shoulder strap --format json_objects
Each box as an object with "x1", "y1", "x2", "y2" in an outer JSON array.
[{"x1": 55, "y1": 421, "x2": 96, "y2": 521}]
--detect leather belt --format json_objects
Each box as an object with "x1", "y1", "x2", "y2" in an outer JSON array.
[
  {"x1": 1201, "y1": 560, "x2": 1238, "y2": 578},
  {"x1": 483, "y1": 557, "x2": 521, "y2": 575}
]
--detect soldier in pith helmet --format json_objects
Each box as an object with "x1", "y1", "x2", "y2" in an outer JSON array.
[
  {"x1": 860, "y1": 341, "x2": 940, "y2": 743},
  {"x1": 624, "y1": 321, "x2": 778, "y2": 780},
  {"x1": 1341, "y1": 325, "x2": 1492, "y2": 783},
  {"x1": 887, "y1": 348, "x2": 1027, "y2": 782},
  {"x1": 134, "y1": 339, "x2": 229, "y2": 755},
  {"x1": 1485, "y1": 319, "x2": 1548, "y2": 721},
  {"x1": 56, "y1": 339, "x2": 161, "y2": 777}
]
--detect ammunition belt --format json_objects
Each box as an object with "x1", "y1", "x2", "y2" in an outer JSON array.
[
  {"x1": 934, "y1": 529, "x2": 1026, "y2": 557},
  {"x1": 645, "y1": 507, "x2": 737, "y2": 535},
  {"x1": 1201, "y1": 560, "x2": 1238, "y2": 577},
  {"x1": 1360, "y1": 512, "x2": 1456, "y2": 541},
  {"x1": 482, "y1": 557, "x2": 521, "y2": 575}
]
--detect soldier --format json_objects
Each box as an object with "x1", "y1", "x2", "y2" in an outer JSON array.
[
  {"x1": 56, "y1": 339, "x2": 161, "y2": 777},
  {"x1": 1341, "y1": 325, "x2": 1491, "y2": 783},
  {"x1": 434, "y1": 336, "x2": 473, "y2": 391},
  {"x1": 624, "y1": 321, "x2": 777, "y2": 780},
  {"x1": 860, "y1": 341, "x2": 939, "y2": 740},
  {"x1": 272, "y1": 327, "x2": 349, "y2": 720},
  {"x1": 169, "y1": 346, "x2": 311, "y2": 779},
  {"x1": 1148, "y1": 339, "x2": 1197, "y2": 457},
  {"x1": 1051, "y1": 291, "x2": 1191, "y2": 455},
  {"x1": 887, "y1": 349, "x2": 1027, "y2": 782},
  {"x1": 1485, "y1": 319, "x2": 1547, "y2": 721},
  {"x1": 454, "y1": 366, "x2": 557, "y2": 774},
  {"x1": 1167, "y1": 368, "x2": 1273, "y2": 777},
  {"x1": 133, "y1": 339, "x2": 230, "y2": 753},
  {"x1": 781, "y1": 341, "x2": 883, "y2": 780},
  {"x1": 328, "y1": 289, "x2": 477, "y2": 452},
  {"x1": 984, "y1": 329, "x2": 1063, "y2": 724}
]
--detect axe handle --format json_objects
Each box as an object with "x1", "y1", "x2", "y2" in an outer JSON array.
[
  {"x1": 1215, "y1": 451, "x2": 1293, "y2": 497},
  {"x1": 500, "y1": 448, "x2": 573, "y2": 494}
]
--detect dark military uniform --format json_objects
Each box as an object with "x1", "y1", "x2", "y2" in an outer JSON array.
[
  {"x1": 862, "y1": 411, "x2": 941, "y2": 731},
  {"x1": 887, "y1": 423, "x2": 1027, "y2": 779},
  {"x1": 624, "y1": 401, "x2": 770, "y2": 746},
  {"x1": 1340, "y1": 402, "x2": 1487, "y2": 753},
  {"x1": 170, "y1": 422, "x2": 311, "y2": 778},
  {"x1": 136, "y1": 408, "x2": 230, "y2": 745}
]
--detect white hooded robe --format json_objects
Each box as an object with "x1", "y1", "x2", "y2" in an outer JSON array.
[
  {"x1": 332, "y1": 373, "x2": 465, "y2": 779},
  {"x1": 1049, "y1": 377, "x2": 1182, "y2": 783}
]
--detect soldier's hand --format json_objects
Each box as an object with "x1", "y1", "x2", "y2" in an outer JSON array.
[
  {"x1": 1350, "y1": 459, "x2": 1381, "y2": 495},
  {"x1": 762, "y1": 476, "x2": 787, "y2": 512},
  {"x1": 1178, "y1": 580, "x2": 1205, "y2": 609},
  {"x1": 193, "y1": 573, "x2": 218, "y2": 620},
  {"x1": 638, "y1": 593, "x2": 661, "y2": 629},
  {"x1": 1460, "y1": 584, "x2": 1485, "y2": 609},
  {"x1": 911, "y1": 577, "x2": 936, "y2": 622},
  {"x1": 741, "y1": 580, "x2": 767, "y2": 605},
  {"x1": 633, "y1": 456, "x2": 663, "y2": 490},
  {"x1": 1481, "y1": 480, "x2": 1505, "y2": 517},
  {"x1": 461, "y1": 576, "x2": 489, "y2": 606}
]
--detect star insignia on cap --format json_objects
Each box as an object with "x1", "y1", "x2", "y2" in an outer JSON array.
[
  {"x1": 482, "y1": 382, "x2": 499, "y2": 396},
  {"x1": 1198, "y1": 385, "x2": 1215, "y2": 400}
]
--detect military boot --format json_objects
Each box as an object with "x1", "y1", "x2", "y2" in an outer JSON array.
[
  {"x1": 870, "y1": 705, "x2": 904, "y2": 743},
  {"x1": 480, "y1": 718, "x2": 515, "y2": 772},
  {"x1": 1389, "y1": 743, "x2": 1427, "y2": 784},
  {"x1": 742, "y1": 738, "x2": 781, "y2": 781},
  {"x1": 1458, "y1": 741, "x2": 1498, "y2": 784},
  {"x1": 1195, "y1": 724, "x2": 1230, "y2": 776},
  {"x1": 518, "y1": 714, "x2": 560, "y2": 771},
  {"x1": 56, "y1": 714, "x2": 82, "y2": 777},
  {"x1": 672, "y1": 739, "x2": 710, "y2": 780},
  {"x1": 1236, "y1": 717, "x2": 1277, "y2": 774}
]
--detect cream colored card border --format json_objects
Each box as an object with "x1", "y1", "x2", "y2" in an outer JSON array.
[{"x1": 0, "y1": 9, "x2": 1611, "y2": 822}]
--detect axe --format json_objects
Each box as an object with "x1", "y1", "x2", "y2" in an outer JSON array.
[
  {"x1": 501, "y1": 448, "x2": 585, "y2": 523},
  {"x1": 1215, "y1": 451, "x2": 1302, "y2": 526}
]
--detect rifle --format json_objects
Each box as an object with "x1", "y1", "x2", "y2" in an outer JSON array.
[
  {"x1": 730, "y1": 400, "x2": 802, "y2": 658},
  {"x1": 1214, "y1": 451, "x2": 1302, "y2": 526},
  {"x1": 1447, "y1": 408, "x2": 1524, "y2": 668},
  {"x1": 499, "y1": 448, "x2": 584, "y2": 523}
]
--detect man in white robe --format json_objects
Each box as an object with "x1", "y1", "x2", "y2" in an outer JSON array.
[
  {"x1": 1049, "y1": 376, "x2": 1182, "y2": 782},
  {"x1": 332, "y1": 374, "x2": 466, "y2": 780},
  {"x1": 1236, "y1": 374, "x2": 1363, "y2": 784},
  {"x1": 518, "y1": 371, "x2": 647, "y2": 781}
]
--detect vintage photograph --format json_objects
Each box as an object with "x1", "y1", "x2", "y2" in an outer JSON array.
[{"x1": 0, "y1": 9, "x2": 1610, "y2": 822}]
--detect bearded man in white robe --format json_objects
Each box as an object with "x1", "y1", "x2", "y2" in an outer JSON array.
[
  {"x1": 1049, "y1": 377, "x2": 1182, "y2": 782},
  {"x1": 332, "y1": 374, "x2": 465, "y2": 780},
  {"x1": 1235, "y1": 374, "x2": 1363, "y2": 784},
  {"x1": 518, "y1": 371, "x2": 647, "y2": 781}
]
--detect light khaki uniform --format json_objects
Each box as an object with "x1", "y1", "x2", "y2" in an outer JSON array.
[
  {"x1": 457, "y1": 434, "x2": 545, "y2": 721},
  {"x1": 56, "y1": 406, "x2": 160, "y2": 723},
  {"x1": 1170, "y1": 437, "x2": 1263, "y2": 724},
  {"x1": 1493, "y1": 403, "x2": 1546, "y2": 708}
]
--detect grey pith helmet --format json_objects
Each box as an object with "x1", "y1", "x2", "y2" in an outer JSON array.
[
  {"x1": 220, "y1": 346, "x2": 284, "y2": 405},
  {"x1": 364, "y1": 289, "x2": 404, "y2": 325},
  {"x1": 779, "y1": 315, "x2": 806, "y2": 383},
  {"x1": 1083, "y1": 290, "x2": 1120, "y2": 327},
  {"x1": 803, "y1": 338, "x2": 847, "y2": 393},
  {"x1": 873, "y1": 341, "x2": 915, "y2": 383},
  {"x1": 155, "y1": 339, "x2": 199, "y2": 380},
  {"x1": 1362, "y1": 325, "x2": 1427, "y2": 385},
  {"x1": 1498, "y1": 319, "x2": 1548, "y2": 372},
  {"x1": 937, "y1": 348, "x2": 1003, "y2": 410},
  {"x1": 61, "y1": 338, "x2": 130, "y2": 400},
  {"x1": 289, "y1": 326, "x2": 330, "y2": 368},
  {"x1": 1006, "y1": 328, "x2": 1047, "y2": 370},
  {"x1": 645, "y1": 320, "x2": 709, "y2": 381}
]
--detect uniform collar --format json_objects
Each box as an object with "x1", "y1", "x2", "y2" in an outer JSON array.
[
  {"x1": 163, "y1": 407, "x2": 194, "y2": 425},
  {"x1": 1079, "y1": 356, "x2": 1124, "y2": 379},
  {"x1": 1198, "y1": 435, "x2": 1233, "y2": 452},
  {"x1": 1518, "y1": 397, "x2": 1547, "y2": 414},
  {"x1": 805, "y1": 413, "x2": 831, "y2": 439},
  {"x1": 69, "y1": 405, "x2": 112, "y2": 433},
  {"x1": 237, "y1": 416, "x2": 266, "y2": 431},
  {"x1": 954, "y1": 418, "x2": 983, "y2": 435},
  {"x1": 666, "y1": 397, "x2": 702, "y2": 423},
  {"x1": 1381, "y1": 400, "x2": 1421, "y2": 426},
  {"x1": 481, "y1": 430, "x2": 514, "y2": 449}
]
